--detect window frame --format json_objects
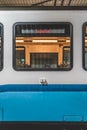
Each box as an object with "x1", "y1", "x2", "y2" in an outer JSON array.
[{"x1": 13, "y1": 22, "x2": 73, "y2": 71}]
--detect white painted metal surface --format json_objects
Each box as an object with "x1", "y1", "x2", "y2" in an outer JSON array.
[{"x1": 0, "y1": 11, "x2": 86, "y2": 84}]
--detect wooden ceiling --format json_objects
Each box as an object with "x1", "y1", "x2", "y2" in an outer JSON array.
[{"x1": 0, "y1": 0, "x2": 87, "y2": 10}]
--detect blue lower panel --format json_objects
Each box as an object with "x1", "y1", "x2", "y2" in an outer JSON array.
[{"x1": 0, "y1": 91, "x2": 87, "y2": 121}]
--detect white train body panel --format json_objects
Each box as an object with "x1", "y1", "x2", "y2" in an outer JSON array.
[{"x1": 0, "y1": 11, "x2": 86, "y2": 84}]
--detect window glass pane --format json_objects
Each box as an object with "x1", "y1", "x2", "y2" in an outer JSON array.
[
  {"x1": 63, "y1": 47, "x2": 70, "y2": 68},
  {"x1": 85, "y1": 52, "x2": 87, "y2": 68},
  {"x1": 83, "y1": 23, "x2": 87, "y2": 70},
  {"x1": 16, "y1": 47, "x2": 25, "y2": 68},
  {"x1": 13, "y1": 22, "x2": 73, "y2": 71},
  {"x1": 0, "y1": 24, "x2": 3, "y2": 71},
  {"x1": 30, "y1": 53, "x2": 58, "y2": 69}
]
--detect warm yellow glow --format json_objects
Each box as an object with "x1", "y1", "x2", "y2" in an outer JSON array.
[
  {"x1": 66, "y1": 40, "x2": 70, "y2": 43},
  {"x1": 16, "y1": 36, "x2": 71, "y2": 66},
  {"x1": 32, "y1": 40, "x2": 58, "y2": 43},
  {"x1": 85, "y1": 40, "x2": 87, "y2": 42},
  {"x1": 16, "y1": 40, "x2": 24, "y2": 43}
]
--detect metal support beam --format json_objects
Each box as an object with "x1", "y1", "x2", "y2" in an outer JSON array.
[
  {"x1": 31, "y1": 0, "x2": 52, "y2": 6},
  {"x1": 68, "y1": 0, "x2": 72, "y2": 6},
  {"x1": 61, "y1": 0, "x2": 64, "y2": 6},
  {"x1": 54, "y1": 0, "x2": 57, "y2": 6}
]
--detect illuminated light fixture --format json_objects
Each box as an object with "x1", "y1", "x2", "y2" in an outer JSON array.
[
  {"x1": 66, "y1": 40, "x2": 70, "y2": 43},
  {"x1": 32, "y1": 40, "x2": 58, "y2": 43},
  {"x1": 85, "y1": 40, "x2": 87, "y2": 42},
  {"x1": 16, "y1": 40, "x2": 24, "y2": 43}
]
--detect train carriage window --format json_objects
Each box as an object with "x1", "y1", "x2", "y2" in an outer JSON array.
[
  {"x1": 13, "y1": 22, "x2": 73, "y2": 71},
  {"x1": 0, "y1": 24, "x2": 3, "y2": 71},
  {"x1": 82, "y1": 23, "x2": 87, "y2": 70}
]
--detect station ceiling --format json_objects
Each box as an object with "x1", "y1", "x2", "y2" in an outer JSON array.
[{"x1": 0, "y1": 0, "x2": 87, "y2": 10}]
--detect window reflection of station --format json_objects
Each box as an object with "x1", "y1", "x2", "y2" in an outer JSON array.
[
  {"x1": 0, "y1": 24, "x2": 3, "y2": 71},
  {"x1": 16, "y1": 36, "x2": 70, "y2": 69},
  {"x1": 14, "y1": 23, "x2": 72, "y2": 70},
  {"x1": 0, "y1": 37, "x2": 2, "y2": 67},
  {"x1": 84, "y1": 26, "x2": 87, "y2": 69}
]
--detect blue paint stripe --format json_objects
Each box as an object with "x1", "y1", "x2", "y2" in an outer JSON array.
[{"x1": 0, "y1": 84, "x2": 87, "y2": 92}]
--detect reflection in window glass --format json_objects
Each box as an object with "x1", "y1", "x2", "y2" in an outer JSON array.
[
  {"x1": 63, "y1": 47, "x2": 70, "y2": 68},
  {"x1": 0, "y1": 24, "x2": 3, "y2": 70},
  {"x1": 31, "y1": 53, "x2": 58, "y2": 69},
  {"x1": 16, "y1": 47, "x2": 25, "y2": 68},
  {"x1": 13, "y1": 22, "x2": 73, "y2": 70},
  {"x1": 85, "y1": 49, "x2": 87, "y2": 68},
  {"x1": 83, "y1": 23, "x2": 87, "y2": 70}
]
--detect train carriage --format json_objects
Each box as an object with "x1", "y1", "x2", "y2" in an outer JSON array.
[{"x1": 0, "y1": 0, "x2": 87, "y2": 130}]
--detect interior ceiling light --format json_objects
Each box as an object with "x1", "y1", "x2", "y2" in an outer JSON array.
[
  {"x1": 32, "y1": 40, "x2": 58, "y2": 43},
  {"x1": 16, "y1": 40, "x2": 24, "y2": 43}
]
